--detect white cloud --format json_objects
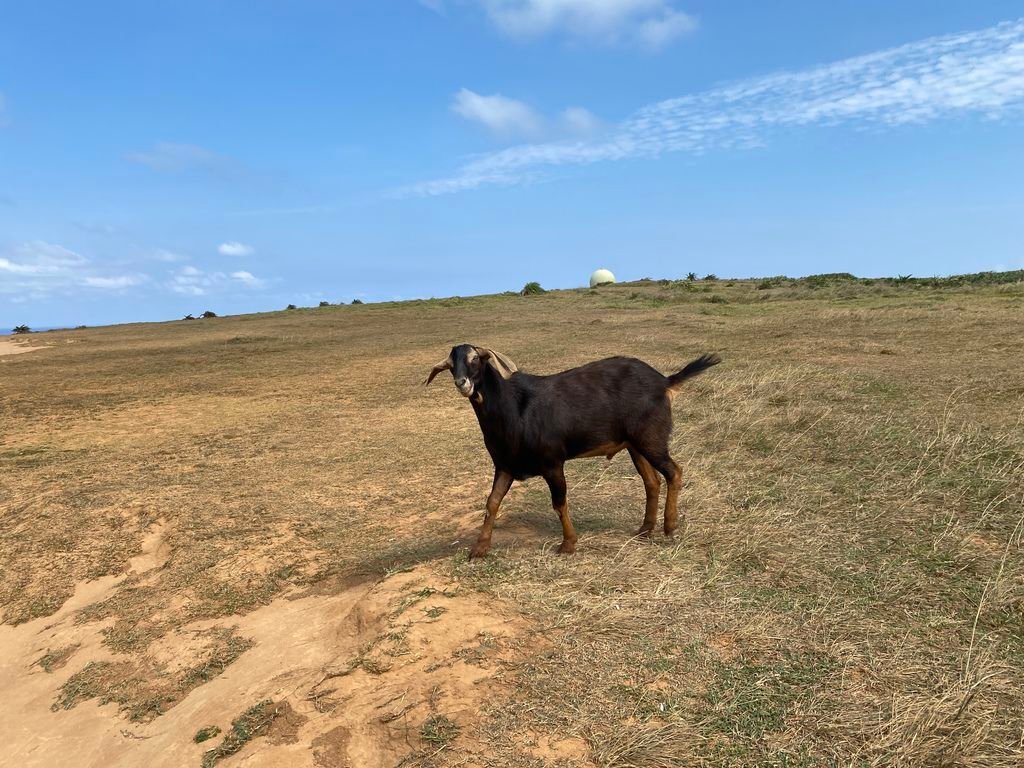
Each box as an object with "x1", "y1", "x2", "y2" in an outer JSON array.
[
  {"x1": 152, "y1": 248, "x2": 188, "y2": 262},
  {"x1": 230, "y1": 270, "x2": 265, "y2": 287},
  {"x1": 217, "y1": 241, "x2": 255, "y2": 256},
  {"x1": 481, "y1": 0, "x2": 696, "y2": 49},
  {"x1": 0, "y1": 241, "x2": 146, "y2": 296},
  {"x1": 169, "y1": 265, "x2": 266, "y2": 296},
  {"x1": 452, "y1": 88, "x2": 544, "y2": 138},
  {"x1": 404, "y1": 18, "x2": 1024, "y2": 195},
  {"x1": 453, "y1": 89, "x2": 602, "y2": 140},
  {"x1": 560, "y1": 106, "x2": 602, "y2": 135},
  {"x1": 0, "y1": 241, "x2": 87, "y2": 277},
  {"x1": 83, "y1": 275, "x2": 145, "y2": 289}
]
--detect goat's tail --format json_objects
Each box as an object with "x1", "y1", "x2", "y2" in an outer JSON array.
[{"x1": 667, "y1": 353, "x2": 722, "y2": 391}]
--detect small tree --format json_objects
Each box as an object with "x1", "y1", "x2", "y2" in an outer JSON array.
[
  {"x1": 686, "y1": 272, "x2": 697, "y2": 281},
  {"x1": 286, "y1": 304, "x2": 297, "y2": 310},
  {"x1": 201, "y1": 310, "x2": 217, "y2": 319},
  {"x1": 319, "y1": 300, "x2": 330, "y2": 307},
  {"x1": 12, "y1": 324, "x2": 31, "y2": 334},
  {"x1": 183, "y1": 314, "x2": 196, "y2": 320},
  {"x1": 703, "y1": 273, "x2": 718, "y2": 281},
  {"x1": 521, "y1": 281, "x2": 545, "y2": 295},
  {"x1": 351, "y1": 299, "x2": 364, "y2": 305}
]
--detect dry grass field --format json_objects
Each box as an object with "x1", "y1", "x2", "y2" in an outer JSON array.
[{"x1": 2, "y1": 274, "x2": 1023, "y2": 767}]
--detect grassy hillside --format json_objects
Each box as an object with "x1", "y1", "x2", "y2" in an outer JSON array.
[{"x1": 2, "y1": 275, "x2": 1023, "y2": 766}]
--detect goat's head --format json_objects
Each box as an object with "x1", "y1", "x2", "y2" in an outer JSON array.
[{"x1": 424, "y1": 344, "x2": 517, "y2": 398}]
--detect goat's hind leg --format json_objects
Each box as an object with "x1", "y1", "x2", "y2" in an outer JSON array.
[
  {"x1": 653, "y1": 455, "x2": 683, "y2": 538},
  {"x1": 628, "y1": 446, "x2": 661, "y2": 538},
  {"x1": 635, "y1": 446, "x2": 683, "y2": 539},
  {"x1": 543, "y1": 465, "x2": 576, "y2": 555},
  {"x1": 471, "y1": 469, "x2": 513, "y2": 559}
]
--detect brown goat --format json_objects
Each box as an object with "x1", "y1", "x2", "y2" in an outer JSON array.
[{"x1": 426, "y1": 345, "x2": 721, "y2": 557}]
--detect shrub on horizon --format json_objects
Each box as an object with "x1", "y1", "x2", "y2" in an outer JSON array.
[
  {"x1": 12, "y1": 324, "x2": 31, "y2": 334},
  {"x1": 521, "y1": 281, "x2": 545, "y2": 296}
]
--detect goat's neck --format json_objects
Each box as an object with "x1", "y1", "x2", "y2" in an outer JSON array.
[{"x1": 471, "y1": 367, "x2": 519, "y2": 449}]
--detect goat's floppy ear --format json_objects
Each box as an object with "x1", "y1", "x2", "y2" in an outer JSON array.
[
  {"x1": 423, "y1": 355, "x2": 453, "y2": 386},
  {"x1": 475, "y1": 347, "x2": 518, "y2": 380}
]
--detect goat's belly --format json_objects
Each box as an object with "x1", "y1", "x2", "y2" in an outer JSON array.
[{"x1": 573, "y1": 441, "x2": 627, "y2": 460}]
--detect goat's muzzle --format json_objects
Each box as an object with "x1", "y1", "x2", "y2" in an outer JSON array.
[{"x1": 455, "y1": 377, "x2": 474, "y2": 397}]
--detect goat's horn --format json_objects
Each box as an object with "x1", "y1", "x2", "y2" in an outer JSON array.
[
  {"x1": 475, "y1": 347, "x2": 518, "y2": 380},
  {"x1": 423, "y1": 356, "x2": 453, "y2": 386}
]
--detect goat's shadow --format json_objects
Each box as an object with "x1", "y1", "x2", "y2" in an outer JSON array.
[{"x1": 306, "y1": 495, "x2": 642, "y2": 598}]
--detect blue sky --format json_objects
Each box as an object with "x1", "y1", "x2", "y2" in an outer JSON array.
[{"x1": 2, "y1": 1, "x2": 1023, "y2": 328}]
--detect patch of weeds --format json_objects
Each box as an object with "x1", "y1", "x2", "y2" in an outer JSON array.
[
  {"x1": 383, "y1": 627, "x2": 411, "y2": 657},
  {"x1": 34, "y1": 644, "x2": 79, "y2": 673},
  {"x1": 391, "y1": 585, "x2": 456, "y2": 617},
  {"x1": 201, "y1": 700, "x2": 281, "y2": 768},
  {"x1": 53, "y1": 660, "x2": 176, "y2": 721},
  {"x1": 448, "y1": 549, "x2": 516, "y2": 588},
  {"x1": 702, "y1": 651, "x2": 837, "y2": 743},
  {"x1": 359, "y1": 656, "x2": 393, "y2": 674},
  {"x1": 424, "y1": 605, "x2": 447, "y2": 619},
  {"x1": 194, "y1": 725, "x2": 221, "y2": 743},
  {"x1": 803, "y1": 272, "x2": 857, "y2": 288},
  {"x1": 454, "y1": 633, "x2": 498, "y2": 666},
  {"x1": 52, "y1": 627, "x2": 252, "y2": 721},
  {"x1": 746, "y1": 432, "x2": 775, "y2": 456},
  {"x1": 420, "y1": 714, "x2": 460, "y2": 746},
  {"x1": 179, "y1": 628, "x2": 254, "y2": 689},
  {"x1": 704, "y1": 294, "x2": 729, "y2": 304}
]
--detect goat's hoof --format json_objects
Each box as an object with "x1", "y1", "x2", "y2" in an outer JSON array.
[
  {"x1": 664, "y1": 530, "x2": 677, "y2": 541},
  {"x1": 557, "y1": 540, "x2": 577, "y2": 555},
  {"x1": 469, "y1": 543, "x2": 491, "y2": 560},
  {"x1": 636, "y1": 527, "x2": 654, "y2": 538}
]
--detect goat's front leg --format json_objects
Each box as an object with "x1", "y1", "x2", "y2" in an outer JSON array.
[
  {"x1": 543, "y1": 465, "x2": 576, "y2": 555},
  {"x1": 470, "y1": 469, "x2": 514, "y2": 559}
]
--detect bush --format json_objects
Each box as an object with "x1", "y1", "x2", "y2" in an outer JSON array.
[
  {"x1": 201, "y1": 311, "x2": 218, "y2": 319},
  {"x1": 183, "y1": 314, "x2": 196, "y2": 320},
  {"x1": 686, "y1": 272, "x2": 697, "y2": 281},
  {"x1": 351, "y1": 299, "x2": 364, "y2": 305},
  {"x1": 756, "y1": 279, "x2": 774, "y2": 290},
  {"x1": 520, "y1": 281, "x2": 545, "y2": 296},
  {"x1": 804, "y1": 272, "x2": 857, "y2": 288},
  {"x1": 286, "y1": 304, "x2": 297, "y2": 310},
  {"x1": 319, "y1": 301, "x2": 330, "y2": 307},
  {"x1": 703, "y1": 273, "x2": 718, "y2": 281},
  {"x1": 705, "y1": 294, "x2": 728, "y2": 304},
  {"x1": 12, "y1": 324, "x2": 31, "y2": 334}
]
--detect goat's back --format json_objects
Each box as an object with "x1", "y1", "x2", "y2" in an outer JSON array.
[{"x1": 512, "y1": 357, "x2": 672, "y2": 463}]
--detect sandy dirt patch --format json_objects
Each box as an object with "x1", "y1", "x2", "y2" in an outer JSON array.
[
  {"x1": 0, "y1": 562, "x2": 523, "y2": 768},
  {"x1": 0, "y1": 338, "x2": 50, "y2": 356}
]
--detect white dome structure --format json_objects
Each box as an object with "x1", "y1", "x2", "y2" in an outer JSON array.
[{"x1": 589, "y1": 268, "x2": 616, "y2": 287}]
